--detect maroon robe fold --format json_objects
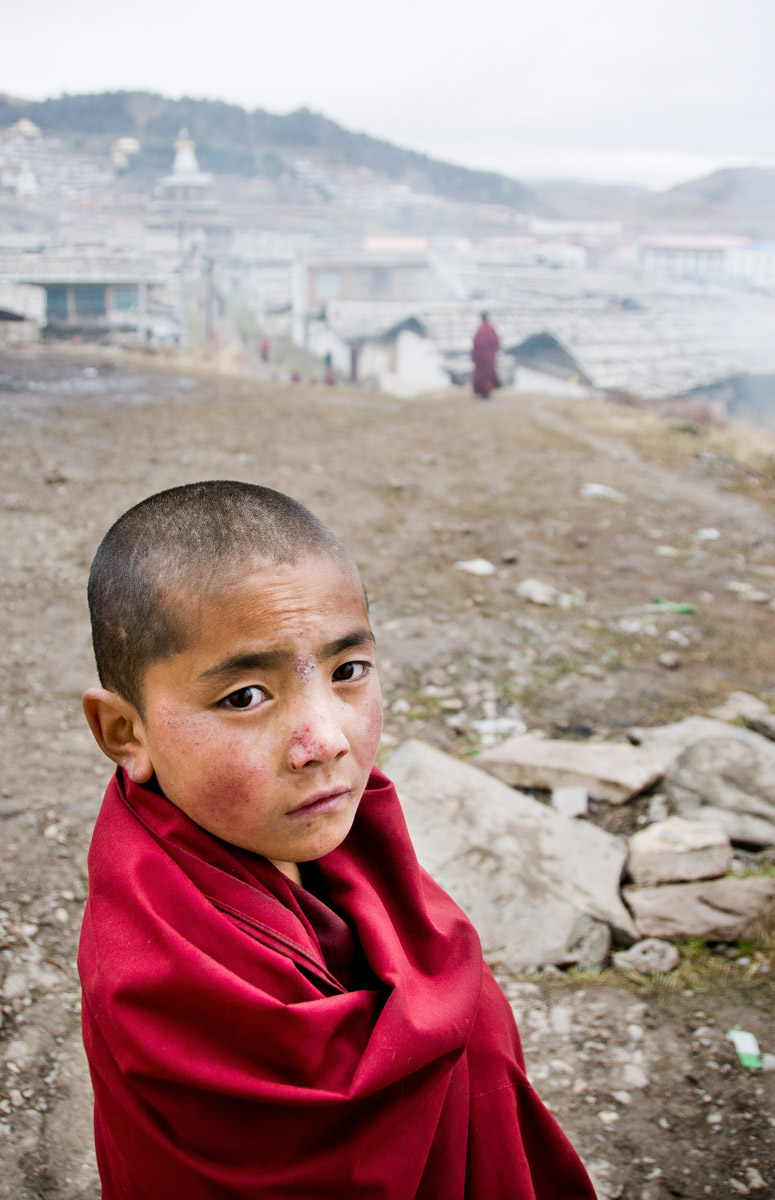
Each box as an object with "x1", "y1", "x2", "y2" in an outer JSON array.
[
  {"x1": 471, "y1": 321, "x2": 500, "y2": 397},
  {"x1": 79, "y1": 767, "x2": 596, "y2": 1199}
]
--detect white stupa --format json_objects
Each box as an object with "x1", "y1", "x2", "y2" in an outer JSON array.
[{"x1": 155, "y1": 128, "x2": 215, "y2": 210}]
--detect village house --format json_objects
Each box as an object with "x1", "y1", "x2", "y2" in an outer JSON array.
[
  {"x1": 0, "y1": 280, "x2": 43, "y2": 344},
  {"x1": 504, "y1": 330, "x2": 595, "y2": 397},
  {"x1": 640, "y1": 234, "x2": 749, "y2": 280}
]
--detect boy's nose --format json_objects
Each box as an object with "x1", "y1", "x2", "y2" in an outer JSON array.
[{"x1": 287, "y1": 705, "x2": 349, "y2": 771}]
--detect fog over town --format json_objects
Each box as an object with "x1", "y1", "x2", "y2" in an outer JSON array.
[{"x1": 1, "y1": 0, "x2": 774, "y2": 412}]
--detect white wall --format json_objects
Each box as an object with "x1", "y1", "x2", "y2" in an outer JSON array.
[
  {"x1": 307, "y1": 323, "x2": 351, "y2": 374},
  {"x1": 513, "y1": 364, "x2": 593, "y2": 398},
  {"x1": 360, "y1": 330, "x2": 450, "y2": 397}
]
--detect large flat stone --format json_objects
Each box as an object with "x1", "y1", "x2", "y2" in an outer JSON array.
[
  {"x1": 383, "y1": 739, "x2": 636, "y2": 970},
  {"x1": 629, "y1": 716, "x2": 764, "y2": 768},
  {"x1": 624, "y1": 876, "x2": 775, "y2": 941},
  {"x1": 627, "y1": 817, "x2": 732, "y2": 886},
  {"x1": 630, "y1": 718, "x2": 775, "y2": 846},
  {"x1": 708, "y1": 692, "x2": 770, "y2": 723},
  {"x1": 665, "y1": 737, "x2": 775, "y2": 848},
  {"x1": 476, "y1": 732, "x2": 664, "y2": 803}
]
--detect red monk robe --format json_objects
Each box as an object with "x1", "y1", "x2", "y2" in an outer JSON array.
[
  {"x1": 471, "y1": 318, "x2": 500, "y2": 398},
  {"x1": 79, "y1": 766, "x2": 596, "y2": 1199}
]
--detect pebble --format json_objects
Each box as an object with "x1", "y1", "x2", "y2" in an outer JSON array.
[
  {"x1": 598, "y1": 1109, "x2": 620, "y2": 1124},
  {"x1": 580, "y1": 483, "x2": 625, "y2": 502},
  {"x1": 551, "y1": 786, "x2": 588, "y2": 818},
  {"x1": 516, "y1": 578, "x2": 558, "y2": 606},
  {"x1": 621, "y1": 1063, "x2": 649, "y2": 1089},
  {"x1": 454, "y1": 558, "x2": 497, "y2": 577}
]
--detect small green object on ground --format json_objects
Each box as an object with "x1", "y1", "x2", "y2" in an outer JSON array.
[
  {"x1": 650, "y1": 599, "x2": 697, "y2": 613},
  {"x1": 726, "y1": 1028, "x2": 763, "y2": 1069}
]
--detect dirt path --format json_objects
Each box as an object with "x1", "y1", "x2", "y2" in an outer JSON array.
[{"x1": 1, "y1": 347, "x2": 773, "y2": 1198}]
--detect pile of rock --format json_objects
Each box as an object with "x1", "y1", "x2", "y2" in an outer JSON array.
[{"x1": 382, "y1": 699, "x2": 775, "y2": 974}]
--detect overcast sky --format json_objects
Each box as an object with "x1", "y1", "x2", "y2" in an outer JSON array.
[{"x1": 2, "y1": 0, "x2": 772, "y2": 189}]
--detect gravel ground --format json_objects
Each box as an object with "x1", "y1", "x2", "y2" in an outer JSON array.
[{"x1": 1, "y1": 345, "x2": 774, "y2": 1199}]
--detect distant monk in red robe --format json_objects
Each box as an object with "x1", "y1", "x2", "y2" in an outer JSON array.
[
  {"x1": 79, "y1": 481, "x2": 597, "y2": 1200},
  {"x1": 471, "y1": 311, "x2": 500, "y2": 399}
]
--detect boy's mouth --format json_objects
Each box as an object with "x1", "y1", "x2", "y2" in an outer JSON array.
[{"x1": 287, "y1": 787, "x2": 350, "y2": 818}]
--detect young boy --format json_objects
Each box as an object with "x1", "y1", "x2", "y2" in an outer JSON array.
[{"x1": 79, "y1": 480, "x2": 595, "y2": 1199}]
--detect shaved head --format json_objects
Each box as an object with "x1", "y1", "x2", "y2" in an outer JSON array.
[{"x1": 87, "y1": 481, "x2": 354, "y2": 714}]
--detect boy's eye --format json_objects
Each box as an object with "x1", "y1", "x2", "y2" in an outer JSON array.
[
  {"x1": 332, "y1": 661, "x2": 370, "y2": 682},
  {"x1": 220, "y1": 686, "x2": 267, "y2": 710}
]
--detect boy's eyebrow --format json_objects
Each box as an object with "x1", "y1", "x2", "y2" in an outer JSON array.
[{"x1": 199, "y1": 629, "x2": 375, "y2": 682}]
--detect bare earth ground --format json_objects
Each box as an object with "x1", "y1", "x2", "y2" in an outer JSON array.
[{"x1": 1, "y1": 346, "x2": 774, "y2": 1199}]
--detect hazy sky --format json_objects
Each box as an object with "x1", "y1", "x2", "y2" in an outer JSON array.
[{"x1": 2, "y1": 0, "x2": 772, "y2": 189}]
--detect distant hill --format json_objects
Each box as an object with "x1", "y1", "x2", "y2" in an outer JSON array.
[
  {"x1": 642, "y1": 167, "x2": 775, "y2": 236},
  {"x1": 530, "y1": 166, "x2": 775, "y2": 237},
  {"x1": 528, "y1": 179, "x2": 650, "y2": 222},
  {"x1": 0, "y1": 90, "x2": 541, "y2": 212}
]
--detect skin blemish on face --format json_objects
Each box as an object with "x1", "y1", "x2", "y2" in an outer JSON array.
[{"x1": 295, "y1": 653, "x2": 316, "y2": 683}]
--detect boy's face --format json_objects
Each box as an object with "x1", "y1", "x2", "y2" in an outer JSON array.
[{"x1": 129, "y1": 554, "x2": 382, "y2": 878}]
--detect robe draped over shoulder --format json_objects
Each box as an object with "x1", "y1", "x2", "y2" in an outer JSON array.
[{"x1": 79, "y1": 767, "x2": 596, "y2": 1199}]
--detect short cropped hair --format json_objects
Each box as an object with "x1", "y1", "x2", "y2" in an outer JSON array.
[{"x1": 87, "y1": 480, "x2": 350, "y2": 713}]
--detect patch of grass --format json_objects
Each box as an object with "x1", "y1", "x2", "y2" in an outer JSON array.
[{"x1": 515, "y1": 918, "x2": 775, "y2": 1006}]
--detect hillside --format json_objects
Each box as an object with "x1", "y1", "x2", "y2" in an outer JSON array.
[
  {"x1": 527, "y1": 167, "x2": 775, "y2": 237},
  {"x1": 0, "y1": 90, "x2": 541, "y2": 212},
  {"x1": 643, "y1": 166, "x2": 775, "y2": 236}
]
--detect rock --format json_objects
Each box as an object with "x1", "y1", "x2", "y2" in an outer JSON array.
[
  {"x1": 657, "y1": 652, "x2": 681, "y2": 669},
  {"x1": 627, "y1": 817, "x2": 732, "y2": 885},
  {"x1": 477, "y1": 732, "x2": 664, "y2": 804},
  {"x1": 598, "y1": 1109, "x2": 619, "y2": 1124},
  {"x1": 471, "y1": 716, "x2": 527, "y2": 738},
  {"x1": 665, "y1": 736, "x2": 775, "y2": 847},
  {"x1": 624, "y1": 876, "x2": 775, "y2": 941},
  {"x1": 647, "y1": 794, "x2": 670, "y2": 822},
  {"x1": 745, "y1": 712, "x2": 775, "y2": 742},
  {"x1": 708, "y1": 691, "x2": 770, "y2": 723},
  {"x1": 612, "y1": 938, "x2": 680, "y2": 975},
  {"x1": 580, "y1": 482, "x2": 626, "y2": 502},
  {"x1": 551, "y1": 786, "x2": 589, "y2": 818},
  {"x1": 619, "y1": 1062, "x2": 649, "y2": 1089},
  {"x1": 629, "y1": 716, "x2": 761, "y2": 767},
  {"x1": 454, "y1": 558, "x2": 497, "y2": 576},
  {"x1": 516, "y1": 578, "x2": 558, "y2": 605},
  {"x1": 383, "y1": 739, "x2": 636, "y2": 970}
]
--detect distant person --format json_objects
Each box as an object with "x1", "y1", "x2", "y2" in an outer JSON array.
[
  {"x1": 471, "y1": 311, "x2": 500, "y2": 399},
  {"x1": 324, "y1": 351, "x2": 336, "y2": 386},
  {"x1": 260, "y1": 337, "x2": 271, "y2": 362}
]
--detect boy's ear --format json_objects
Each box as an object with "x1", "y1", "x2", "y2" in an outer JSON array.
[{"x1": 82, "y1": 688, "x2": 154, "y2": 784}]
